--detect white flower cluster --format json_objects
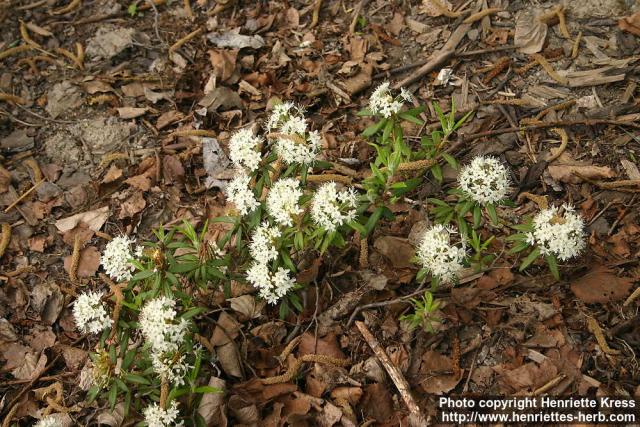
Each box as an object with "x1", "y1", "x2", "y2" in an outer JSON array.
[
  {"x1": 151, "y1": 353, "x2": 191, "y2": 387},
  {"x1": 139, "y1": 297, "x2": 189, "y2": 355},
  {"x1": 458, "y1": 156, "x2": 510, "y2": 205},
  {"x1": 101, "y1": 235, "x2": 137, "y2": 282},
  {"x1": 369, "y1": 82, "x2": 413, "y2": 118},
  {"x1": 266, "y1": 178, "x2": 303, "y2": 226},
  {"x1": 229, "y1": 128, "x2": 262, "y2": 172},
  {"x1": 527, "y1": 204, "x2": 586, "y2": 261},
  {"x1": 143, "y1": 401, "x2": 183, "y2": 427},
  {"x1": 246, "y1": 263, "x2": 296, "y2": 305},
  {"x1": 249, "y1": 223, "x2": 280, "y2": 264},
  {"x1": 311, "y1": 182, "x2": 358, "y2": 232},
  {"x1": 266, "y1": 102, "x2": 322, "y2": 165},
  {"x1": 139, "y1": 297, "x2": 191, "y2": 385},
  {"x1": 34, "y1": 416, "x2": 61, "y2": 427},
  {"x1": 226, "y1": 173, "x2": 259, "y2": 216},
  {"x1": 245, "y1": 223, "x2": 295, "y2": 304},
  {"x1": 416, "y1": 224, "x2": 466, "y2": 283},
  {"x1": 73, "y1": 291, "x2": 112, "y2": 334}
]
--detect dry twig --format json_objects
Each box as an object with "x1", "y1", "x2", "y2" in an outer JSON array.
[
  {"x1": 169, "y1": 28, "x2": 203, "y2": 53},
  {"x1": 356, "y1": 321, "x2": 428, "y2": 426}
]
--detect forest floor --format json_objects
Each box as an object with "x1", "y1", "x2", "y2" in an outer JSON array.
[{"x1": 2, "y1": 0, "x2": 640, "y2": 425}]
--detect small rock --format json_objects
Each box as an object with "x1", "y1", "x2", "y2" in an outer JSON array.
[
  {"x1": 467, "y1": 28, "x2": 479, "y2": 41},
  {"x1": 86, "y1": 26, "x2": 136, "y2": 60}
]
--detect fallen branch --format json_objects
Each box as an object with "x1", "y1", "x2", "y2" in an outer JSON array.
[{"x1": 356, "y1": 321, "x2": 429, "y2": 426}]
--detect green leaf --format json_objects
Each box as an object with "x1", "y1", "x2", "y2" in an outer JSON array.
[
  {"x1": 86, "y1": 385, "x2": 100, "y2": 403},
  {"x1": 519, "y1": 247, "x2": 541, "y2": 271},
  {"x1": 357, "y1": 108, "x2": 374, "y2": 116},
  {"x1": 108, "y1": 385, "x2": 118, "y2": 410},
  {"x1": 508, "y1": 241, "x2": 529, "y2": 254},
  {"x1": 182, "y1": 307, "x2": 205, "y2": 320},
  {"x1": 486, "y1": 203, "x2": 499, "y2": 225},
  {"x1": 128, "y1": 3, "x2": 138, "y2": 16},
  {"x1": 280, "y1": 251, "x2": 297, "y2": 272},
  {"x1": 441, "y1": 153, "x2": 458, "y2": 169},
  {"x1": 124, "y1": 373, "x2": 150, "y2": 385},
  {"x1": 473, "y1": 204, "x2": 482, "y2": 228},
  {"x1": 131, "y1": 270, "x2": 155, "y2": 281},
  {"x1": 289, "y1": 293, "x2": 303, "y2": 312},
  {"x1": 382, "y1": 119, "x2": 394, "y2": 142},
  {"x1": 211, "y1": 216, "x2": 238, "y2": 224},
  {"x1": 362, "y1": 119, "x2": 387, "y2": 137},
  {"x1": 349, "y1": 221, "x2": 367, "y2": 235},
  {"x1": 364, "y1": 207, "x2": 384, "y2": 236},
  {"x1": 431, "y1": 164, "x2": 443, "y2": 182},
  {"x1": 398, "y1": 112, "x2": 424, "y2": 125},
  {"x1": 511, "y1": 222, "x2": 534, "y2": 232},
  {"x1": 194, "y1": 386, "x2": 223, "y2": 394},
  {"x1": 545, "y1": 255, "x2": 560, "y2": 280}
]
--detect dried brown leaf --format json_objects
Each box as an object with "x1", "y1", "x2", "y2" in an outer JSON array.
[
  {"x1": 63, "y1": 246, "x2": 100, "y2": 278},
  {"x1": 570, "y1": 266, "x2": 633, "y2": 304},
  {"x1": 55, "y1": 206, "x2": 109, "y2": 233},
  {"x1": 514, "y1": 9, "x2": 548, "y2": 54}
]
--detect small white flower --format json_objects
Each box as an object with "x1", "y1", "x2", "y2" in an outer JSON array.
[
  {"x1": 529, "y1": 204, "x2": 585, "y2": 261},
  {"x1": 369, "y1": 82, "x2": 406, "y2": 118},
  {"x1": 311, "y1": 182, "x2": 358, "y2": 232},
  {"x1": 226, "y1": 173, "x2": 259, "y2": 216},
  {"x1": 249, "y1": 223, "x2": 281, "y2": 265},
  {"x1": 416, "y1": 224, "x2": 466, "y2": 283},
  {"x1": 266, "y1": 178, "x2": 303, "y2": 226},
  {"x1": 143, "y1": 401, "x2": 183, "y2": 427},
  {"x1": 73, "y1": 291, "x2": 112, "y2": 334},
  {"x1": 458, "y1": 156, "x2": 510, "y2": 205},
  {"x1": 34, "y1": 416, "x2": 62, "y2": 427},
  {"x1": 266, "y1": 102, "x2": 301, "y2": 131},
  {"x1": 274, "y1": 130, "x2": 321, "y2": 165},
  {"x1": 246, "y1": 263, "x2": 295, "y2": 305},
  {"x1": 151, "y1": 353, "x2": 191, "y2": 386},
  {"x1": 102, "y1": 235, "x2": 137, "y2": 282},
  {"x1": 229, "y1": 128, "x2": 262, "y2": 172},
  {"x1": 266, "y1": 102, "x2": 321, "y2": 165},
  {"x1": 139, "y1": 297, "x2": 189, "y2": 355}
]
